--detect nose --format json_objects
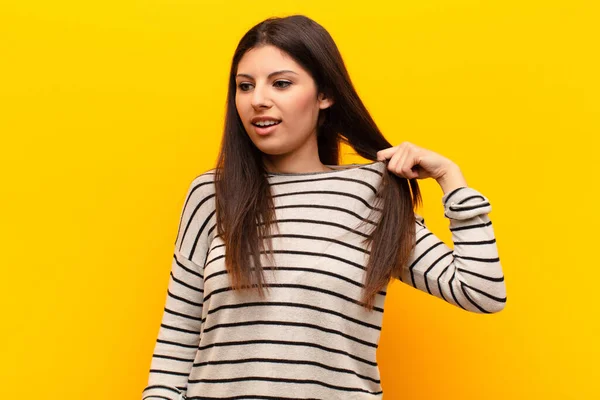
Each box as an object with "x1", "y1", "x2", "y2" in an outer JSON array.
[{"x1": 251, "y1": 82, "x2": 271, "y2": 109}]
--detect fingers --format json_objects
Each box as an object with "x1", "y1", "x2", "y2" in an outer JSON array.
[
  {"x1": 395, "y1": 147, "x2": 418, "y2": 179},
  {"x1": 378, "y1": 142, "x2": 420, "y2": 179},
  {"x1": 388, "y1": 144, "x2": 405, "y2": 171},
  {"x1": 376, "y1": 145, "x2": 398, "y2": 161}
]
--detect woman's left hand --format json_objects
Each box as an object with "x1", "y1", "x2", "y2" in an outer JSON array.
[
  {"x1": 377, "y1": 141, "x2": 468, "y2": 194},
  {"x1": 377, "y1": 141, "x2": 460, "y2": 180}
]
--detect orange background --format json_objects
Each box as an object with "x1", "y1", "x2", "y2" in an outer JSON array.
[{"x1": 1, "y1": 1, "x2": 598, "y2": 399}]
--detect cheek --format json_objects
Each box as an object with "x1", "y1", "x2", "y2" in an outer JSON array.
[
  {"x1": 234, "y1": 95, "x2": 242, "y2": 115},
  {"x1": 235, "y1": 96, "x2": 249, "y2": 127},
  {"x1": 283, "y1": 91, "x2": 317, "y2": 123}
]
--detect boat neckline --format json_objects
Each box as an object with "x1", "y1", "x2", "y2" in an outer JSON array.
[{"x1": 265, "y1": 160, "x2": 384, "y2": 177}]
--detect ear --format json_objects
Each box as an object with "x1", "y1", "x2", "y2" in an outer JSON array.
[{"x1": 318, "y1": 92, "x2": 334, "y2": 110}]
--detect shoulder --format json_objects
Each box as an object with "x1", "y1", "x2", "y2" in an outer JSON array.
[
  {"x1": 181, "y1": 168, "x2": 217, "y2": 211},
  {"x1": 189, "y1": 168, "x2": 217, "y2": 190}
]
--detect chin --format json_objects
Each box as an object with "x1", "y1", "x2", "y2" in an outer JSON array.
[
  {"x1": 249, "y1": 137, "x2": 290, "y2": 156},
  {"x1": 255, "y1": 145, "x2": 292, "y2": 156}
]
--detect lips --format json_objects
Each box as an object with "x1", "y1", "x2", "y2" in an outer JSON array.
[
  {"x1": 250, "y1": 116, "x2": 282, "y2": 125},
  {"x1": 252, "y1": 121, "x2": 281, "y2": 127},
  {"x1": 252, "y1": 120, "x2": 281, "y2": 136}
]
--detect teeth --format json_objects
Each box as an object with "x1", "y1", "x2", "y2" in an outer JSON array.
[{"x1": 255, "y1": 120, "x2": 279, "y2": 127}]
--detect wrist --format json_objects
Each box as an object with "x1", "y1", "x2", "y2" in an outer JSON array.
[{"x1": 436, "y1": 164, "x2": 467, "y2": 195}]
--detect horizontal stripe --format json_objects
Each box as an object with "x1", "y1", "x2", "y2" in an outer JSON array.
[
  {"x1": 186, "y1": 376, "x2": 383, "y2": 395},
  {"x1": 270, "y1": 175, "x2": 378, "y2": 194},
  {"x1": 448, "y1": 202, "x2": 491, "y2": 212},
  {"x1": 455, "y1": 255, "x2": 500, "y2": 263},
  {"x1": 142, "y1": 384, "x2": 183, "y2": 394},
  {"x1": 163, "y1": 307, "x2": 202, "y2": 321},
  {"x1": 442, "y1": 186, "x2": 467, "y2": 206},
  {"x1": 202, "y1": 301, "x2": 382, "y2": 331},
  {"x1": 173, "y1": 254, "x2": 203, "y2": 279},
  {"x1": 272, "y1": 190, "x2": 378, "y2": 211},
  {"x1": 258, "y1": 218, "x2": 373, "y2": 238},
  {"x1": 201, "y1": 320, "x2": 378, "y2": 348},
  {"x1": 167, "y1": 289, "x2": 202, "y2": 308},
  {"x1": 454, "y1": 238, "x2": 497, "y2": 245},
  {"x1": 170, "y1": 272, "x2": 204, "y2": 293},
  {"x1": 198, "y1": 339, "x2": 378, "y2": 366},
  {"x1": 154, "y1": 353, "x2": 195, "y2": 363},
  {"x1": 450, "y1": 220, "x2": 493, "y2": 231},
  {"x1": 187, "y1": 395, "x2": 325, "y2": 400},
  {"x1": 456, "y1": 268, "x2": 504, "y2": 282},
  {"x1": 192, "y1": 357, "x2": 380, "y2": 384},
  {"x1": 160, "y1": 323, "x2": 200, "y2": 335},
  {"x1": 156, "y1": 339, "x2": 197, "y2": 349},
  {"x1": 457, "y1": 194, "x2": 486, "y2": 203},
  {"x1": 149, "y1": 368, "x2": 188, "y2": 377},
  {"x1": 202, "y1": 266, "x2": 386, "y2": 295},
  {"x1": 204, "y1": 284, "x2": 384, "y2": 312},
  {"x1": 274, "y1": 204, "x2": 378, "y2": 225}
]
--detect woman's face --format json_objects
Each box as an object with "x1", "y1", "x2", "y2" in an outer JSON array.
[{"x1": 235, "y1": 45, "x2": 333, "y2": 159}]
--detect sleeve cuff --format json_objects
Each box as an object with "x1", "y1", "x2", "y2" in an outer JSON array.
[
  {"x1": 441, "y1": 187, "x2": 492, "y2": 220},
  {"x1": 142, "y1": 385, "x2": 186, "y2": 400}
]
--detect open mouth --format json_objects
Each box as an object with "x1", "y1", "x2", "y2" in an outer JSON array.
[{"x1": 252, "y1": 121, "x2": 281, "y2": 127}]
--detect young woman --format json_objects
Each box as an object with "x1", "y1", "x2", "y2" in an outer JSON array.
[{"x1": 142, "y1": 14, "x2": 507, "y2": 400}]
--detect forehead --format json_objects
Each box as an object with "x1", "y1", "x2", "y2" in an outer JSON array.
[{"x1": 236, "y1": 45, "x2": 306, "y2": 76}]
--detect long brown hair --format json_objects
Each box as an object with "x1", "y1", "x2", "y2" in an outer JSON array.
[{"x1": 214, "y1": 14, "x2": 422, "y2": 310}]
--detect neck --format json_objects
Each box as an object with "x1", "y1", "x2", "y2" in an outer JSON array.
[{"x1": 262, "y1": 137, "x2": 332, "y2": 174}]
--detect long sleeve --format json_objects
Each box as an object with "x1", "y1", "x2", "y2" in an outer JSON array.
[
  {"x1": 142, "y1": 173, "x2": 216, "y2": 400},
  {"x1": 398, "y1": 186, "x2": 507, "y2": 313}
]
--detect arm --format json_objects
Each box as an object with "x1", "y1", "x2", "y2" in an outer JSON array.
[
  {"x1": 398, "y1": 185, "x2": 507, "y2": 313},
  {"x1": 377, "y1": 142, "x2": 507, "y2": 313},
  {"x1": 142, "y1": 173, "x2": 216, "y2": 400}
]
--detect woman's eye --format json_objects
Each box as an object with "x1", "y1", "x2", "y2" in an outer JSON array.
[
  {"x1": 238, "y1": 83, "x2": 251, "y2": 91},
  {"x1": 237, "y1": 81, "x2": 291, "y2": 91},
  {"x1": 274, "y1": 80, "x2": 291, "y2": 88}
]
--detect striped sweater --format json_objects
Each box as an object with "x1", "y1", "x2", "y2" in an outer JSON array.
[{"x1": 142, "y1": 160, "x2": 507, "y2": 400}]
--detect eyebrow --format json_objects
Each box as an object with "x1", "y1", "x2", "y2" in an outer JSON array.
[{"x1": 235, "y1": 70, "x2": 299, "y2": 79}]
